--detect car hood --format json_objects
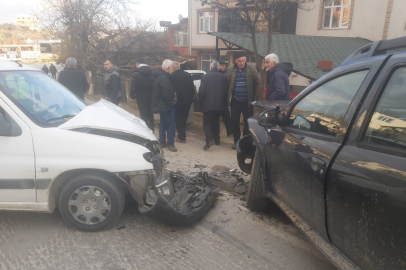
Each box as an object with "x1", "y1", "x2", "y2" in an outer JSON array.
[{"x1": 59, "y1": 99, "x2": 157, "y2": 141}]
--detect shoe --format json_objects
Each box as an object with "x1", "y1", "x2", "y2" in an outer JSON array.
[
  {"x1": 176, "y1": 138, "x2": 186, "y2": 143},
  {"x1": 214, "y1": 140, "x2": 220, "y2": 145},
  {"x1": 232, "y1": 143, "x2": 237, "y2": 149},
  {"x1": 160, "y1": 141, "x2": 167, "y2": 148},
  {"x1": 167, "y1": 145, "x2": 178, "y2": 152},
  {"x1": 203, "y1": 141, "x2": 213, "y2": 150}
]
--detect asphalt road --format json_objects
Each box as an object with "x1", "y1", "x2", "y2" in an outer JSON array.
[
  {"x1": 0, "y1": 78, "x2": 337, "y2": 270},
  {"x1": 0, "y1": 195, "x2": 336, "y2": 270}
]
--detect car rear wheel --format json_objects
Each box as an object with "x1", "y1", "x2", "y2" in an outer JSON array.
[
  {"x1": 58, "y1": 174, "x2": 125, "y2": 232},
  {"x1": 246, "y1": 150, "x2": 269, "y2": 211}
]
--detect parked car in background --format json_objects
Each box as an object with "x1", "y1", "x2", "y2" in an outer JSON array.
[
  {"x1": 0, "y1": 61, "x2": 218, "y2": 231},
  {"x1": 0, "y1": 54, "x2": 7, "y2": 60},
  {"x1": 185, "y1": 70, "x2": 206, "y2": 112},
  {"x1": 237, "y1": 36, "x2": 406, "y2": 270}
]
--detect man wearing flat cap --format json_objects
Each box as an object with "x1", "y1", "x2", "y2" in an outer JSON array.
[{"x1": 226, "y1": 51, "x2": 260, "y2": 149}]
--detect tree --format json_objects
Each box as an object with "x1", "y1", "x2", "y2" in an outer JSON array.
[
  {"x1": 200, "y1": 0, "x2": 314, "y2": 99},
  {"x1": 35, "y1": 0, "x2": 167, "y2": 73}
]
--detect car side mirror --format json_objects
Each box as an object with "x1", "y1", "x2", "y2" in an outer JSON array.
[
  {"x1": 0, "y1": 113, "x2": 12, "y2": 136},
  {"x1": 258, "y1": 108, "x2": 279, "y2": 128}
]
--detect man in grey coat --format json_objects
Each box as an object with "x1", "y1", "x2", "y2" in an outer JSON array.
[{"x1": 199, "y1": 61, "x2": 229, "y2": 150}]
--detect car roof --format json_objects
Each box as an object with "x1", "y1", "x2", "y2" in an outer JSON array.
[{"x1": 0, "y1": 60, "x2": 39, "y2": 72}]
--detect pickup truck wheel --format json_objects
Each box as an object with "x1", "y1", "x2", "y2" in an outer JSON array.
[
  {"x1": 58, "y1": 174, "x2": 125, "y2": 232},
  {"x1": 247, "y1": 151, "x2": 269, "y2": 212}
]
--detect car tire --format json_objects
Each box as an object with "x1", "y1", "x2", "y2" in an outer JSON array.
[
  {"x1": 246, "y1": 150, "x2": 269, "y2": 212},
  {"x1": 58, "y1": 173, "x2": 125, "y2": 232}
]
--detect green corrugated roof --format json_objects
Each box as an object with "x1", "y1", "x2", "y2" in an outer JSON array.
[{"x1": 208, "y1": 32, "x2": 372, "y2": 80}]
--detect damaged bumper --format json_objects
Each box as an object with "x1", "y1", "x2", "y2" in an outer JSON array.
[
  {"x1": 118, "y1": 153, "x2": 219, "y2": 225},
  {"x1": 140, "y1": 172, "x2": 219, "y2": 225},
  {"x1": 237, "y1": 135, "x2": 256, "y2": 174}
]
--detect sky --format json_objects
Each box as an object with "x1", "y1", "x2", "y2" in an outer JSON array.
[{"x1": 0, "y1": 0, "x2": 189, "y2": 28}]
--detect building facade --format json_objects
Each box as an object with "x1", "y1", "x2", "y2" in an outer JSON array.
[
  {"x1": 296, "y1": 0, "x2": 406, "y2": 41},
  {"x1": 188, "y1": 0, "x2": 406, "y2": 75},
  {"x1": 16, "y1": 16, "x2": 41, "y2": 31}
]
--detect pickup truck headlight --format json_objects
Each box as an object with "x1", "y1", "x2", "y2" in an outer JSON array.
[{"x1": 143, "y1": 152, "x2": 154, "y2": 163}]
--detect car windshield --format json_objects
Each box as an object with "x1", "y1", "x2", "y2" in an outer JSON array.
[{"x1": 0, "y1": 70, "x2": 86, "y2": 127}]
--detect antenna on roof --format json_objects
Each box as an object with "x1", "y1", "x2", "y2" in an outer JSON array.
[{"x1": 178, "y1": 14, "x2": 184, "y2": 22}]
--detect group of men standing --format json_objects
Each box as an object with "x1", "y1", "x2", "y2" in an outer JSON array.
[
  {"x1": 199, "y1": 51, "x2": 291, "y2": 150},
  {"x1": 130, "y1": 58, "x2": 195, "y2": 152},
  {"x1": 130, "y1": 50, "x2": 292, "y2": 152},
  {"x1": 54, "y1": 51, "x2": 291, "y2": 152}
]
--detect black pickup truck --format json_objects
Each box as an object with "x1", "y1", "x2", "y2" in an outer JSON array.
[{"x1": 237, "y1": 36, "x2": 406, "y2": 270}]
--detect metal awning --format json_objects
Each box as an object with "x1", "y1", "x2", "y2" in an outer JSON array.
[{"x1": 209, "y1": 32, "x2": 372, "y2": 80}]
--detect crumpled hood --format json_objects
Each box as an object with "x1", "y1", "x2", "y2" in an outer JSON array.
[{"x1": 59, "y1": 99, "x2": 157, "y2": 141}]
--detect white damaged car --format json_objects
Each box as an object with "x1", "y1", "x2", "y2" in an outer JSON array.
[{"x1": 0, "y1": 61, "x2": 218, "y2": 231}]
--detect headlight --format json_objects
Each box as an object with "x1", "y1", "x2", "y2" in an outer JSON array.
[{"x1": 143, "y1": 152, "x2": 154, "y2": 163}]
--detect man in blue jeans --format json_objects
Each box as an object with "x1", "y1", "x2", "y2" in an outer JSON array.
[{"x1": 151, "y1": 59, "x2": 177, "y2": 152}]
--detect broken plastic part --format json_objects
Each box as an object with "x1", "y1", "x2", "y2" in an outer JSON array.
[{"x1": 140, "y1": 171, "x2": 219, "y2": 225}]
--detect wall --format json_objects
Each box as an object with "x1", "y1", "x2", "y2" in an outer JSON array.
[
  {"x1": 296, "y1": 0, "x2": 388, "y2": 41},
  {"x1": 189, "y1": 0, "x2": 217, "y2": 50},
  {"x1": 387, "y1": 0, "x2": 406, "y2": 39},
  {"x1": 167, "y1": 27, "x2": 195, "y2": 57}
]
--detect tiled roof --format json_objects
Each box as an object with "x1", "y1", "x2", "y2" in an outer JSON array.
[{"x1": 208, "y1": 32, "x2": 372, "y2": 80}]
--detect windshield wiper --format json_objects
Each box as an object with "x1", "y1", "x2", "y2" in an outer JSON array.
[{"x1": 46, "y1": 114, "x2": 76, "y2": 123}]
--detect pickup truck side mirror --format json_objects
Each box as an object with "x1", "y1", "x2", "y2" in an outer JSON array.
[
  {"x1": 0, "y1": 113, "x2": 12, "y2": 136},
  {"x1": 258, "y1": 107, "x2": 280, "y2": 128}
]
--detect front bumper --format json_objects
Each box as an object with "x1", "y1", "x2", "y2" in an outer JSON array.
[{"x1": 140, "y1": 172, "x2": 219, "y2": 225}]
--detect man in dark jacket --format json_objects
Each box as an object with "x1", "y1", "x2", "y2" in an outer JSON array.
[
  {"x1": 130, "y1": 58, "x2": 155, "y2": 131},
  {"x1": 42, "y1": 65, "x2": 49, "y2": 74},
  {"x1": 218, "y1": 60, "x2": 232, "y2": 137},
  {"x1": 152, "y1": 59, "x2": 177, "y2": 152},
  {"x1": 199, "y1": 61, "x2": 229, "y2": 150},
  {"x1": 58, "y1": 57, "x2": 89, "y2": 100},
  {"x1": 170, "y1": 61, "x2": 195, "y2": 143},
  {"x1": 49, "y1": 63, "x2": 58, "y2": 79},
  {"x1": 264, "y1": 53, "x2": 292, "y2": 101},
  {"x1": 226, "y1": 51, "x2": 260, "y2": 149},
  {"x1": 103, "y1": 59, "x2": 122, "y2": 105}
]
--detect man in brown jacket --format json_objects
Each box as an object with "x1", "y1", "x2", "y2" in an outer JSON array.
[{"x1": 226, "y1": 51, "x2": 260, "y2": 149}]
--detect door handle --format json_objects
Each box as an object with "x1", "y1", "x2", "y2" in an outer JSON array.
[
  {"x1": 310, "y1": 157, "x2": 325, "y2": 167},
  {"x1": 309, "y1": 157, "x2": 325, "y2": 172}
]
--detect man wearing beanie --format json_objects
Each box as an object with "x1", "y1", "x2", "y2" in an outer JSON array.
[{"x1": 226, "y1": 51, "x2": 260, "y2": 149}]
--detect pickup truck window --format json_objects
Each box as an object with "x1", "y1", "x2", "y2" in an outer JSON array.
[
  {"x1": 289, "y1": 70, "x2": 369, "y2": 136},
  {"x1": 363, "y1": 67, "x2": 406, "y2": 150}
]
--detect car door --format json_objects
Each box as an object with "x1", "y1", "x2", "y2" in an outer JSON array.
[
  {"x1": 326, "y1": 54, "x2": 406, "y2": 270},
  {"x1": 0, "y1": 98, "x2": 36, "y2": 203},
  {"x1": 264, "y1": 56, "x2": 388, "y2": 240}
]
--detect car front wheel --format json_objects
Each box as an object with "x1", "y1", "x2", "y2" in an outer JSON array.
[
  {"x1": 58, "y1": 173, "x2": 125, "y2": 232},
  {"x1": 246, "y1": 150, "x2": 269, "y2": 211}
]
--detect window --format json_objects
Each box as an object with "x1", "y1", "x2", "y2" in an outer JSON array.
[
  {"x1": 201, "y1": 54, "x2": 215, "y2": 72},
  {"x1": 363, "y1": 67, "x2": 406, "y2": 150},
  {"x1": 199, "y1": 11, "x2": 214, "y2": 33},
  {"x1": 289, "y1": 70, "x2": 368, "y2": 136},
  {"x1": 0, "y1": 71, "x2": 86, "y2": 127},
  {"x1": 322, "y1": 0, "x2": 351, "y2": 29},
  {"x1": 174, "y1": 29, "x2": 188, "y2": 46}
]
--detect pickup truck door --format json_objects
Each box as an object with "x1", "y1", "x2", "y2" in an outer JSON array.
[
  {"x1": 264, "y1": 55, "x2": 388, "y2": 241},
  {"x1": 326, "y1": 54, "x2": 406, "y2": 270},
  {"x1": 0, "y1": 97, "x2": 36, "y2": 203}
]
